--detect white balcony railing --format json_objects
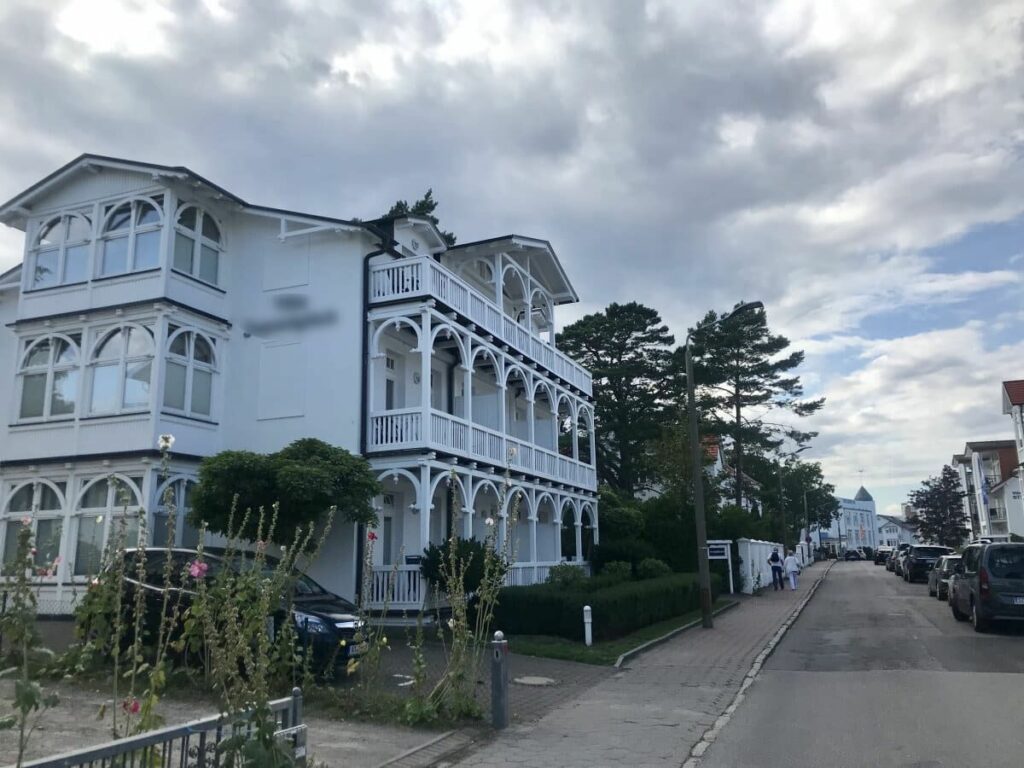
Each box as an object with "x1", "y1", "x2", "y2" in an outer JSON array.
[
  {"x1": 368, "y1": 565, "x2": 425, "y2": 610},
  {"x1": 369, "y1": 256, "x2": 593, "y2": 396},
  {"x1": 368, "y1": 409, "x2": 598, "y2": 490}
]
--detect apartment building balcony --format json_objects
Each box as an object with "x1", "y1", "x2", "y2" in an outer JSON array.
[{"x1": 368, "y1": 255, "x2": 593, "y2": 396}]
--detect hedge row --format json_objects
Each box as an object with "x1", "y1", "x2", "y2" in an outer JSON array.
[{"x1": 493, "y1": 572, "x2": 722, "y2": 642}]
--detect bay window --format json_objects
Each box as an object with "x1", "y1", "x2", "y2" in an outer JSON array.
[
  {"x1": 88, "y1": 326, "x2": 154, "y2": 414},
  {"x1": 2, "y1": 482, "x2": 66, "y2": 578},
  {"x1": 163, "y1": 328, "x2": 216, "y2": 418},
  {"x1": 173, "y1": 205, "x2": 222, "y2": 285},
  {"x1": 30, "y1": 212, "x2": 92, "y2": 289},
  {"x1": 153, "y1": 478, "x2": 200, "y2": 548},
  {"x1": 98, "y1": 197, "x2": 163, "y2": 277},
  {"x1": 18, "y1": 334, "x2": 81, "y2": 420}
]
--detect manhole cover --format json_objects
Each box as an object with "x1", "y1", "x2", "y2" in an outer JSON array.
[{"x1": 513, "y1": 676, "x2": 556, "y2": 686}]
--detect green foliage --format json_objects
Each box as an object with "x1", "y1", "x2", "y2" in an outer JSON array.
[
  {"x1": 545, "y1": 563, "x2": 587, "y2": 589},
  {"x1": 420, "y1": 538, "x2": 488, "y2": 595},
  {"x1": 908, "y1": 465, "x2": 970, "y2": 547},
  {"x1": 191, "y1": 438, "x2": 380, "y2": 544},
  {"x1": 685, "y1": 302, "x2": 824, "y2": 507},
  {"x1": 638, "y1": 492, "x2": 696, "y2": 572},
  {"x1": 637, "y1": 558, "x2": 672, "y2": 579},
  {"x1": 557, "y1": 303, "x2": 675, "y2": 497},
  {"x1": 591, "y1": 539, "x2": 656, "y2": 574},
  {"x1": 602, "y1": 561, "x2": 633, "y2": 581},
  {"x1": 595, "y1": 487, "x2": 645, "y2": 543},
  {"x1": 742, "y1": 454, "x2": 839, "y2": 548},
  {"x1": 494, "y1": 573, "x2": 721, "y2": 641},
  {"x1": 382, "y1": 189, "x2": 457, "y2": 246}
]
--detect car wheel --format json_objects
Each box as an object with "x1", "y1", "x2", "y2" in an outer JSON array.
[
  {"x1": 937, "y1": 586, "x2": 946, "y2": 601},
  {"x1": 951, "y1": 600, "x2": 967, "y2": 621},
  {"x1": 971, "y1": 602, "x2": 990, "y2": 633},
  {"x1": 928, "y1": 584, "x2": 935, "y2": 597}
]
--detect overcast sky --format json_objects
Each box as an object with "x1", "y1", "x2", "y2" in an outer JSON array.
[{"x1": 1, "y1": 0, "x2": 1022, "y2": 515}]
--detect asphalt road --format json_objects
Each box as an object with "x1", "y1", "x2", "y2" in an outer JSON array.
[{"x1": 700, "y1": 560, "x2": 1024, "y2": 768}]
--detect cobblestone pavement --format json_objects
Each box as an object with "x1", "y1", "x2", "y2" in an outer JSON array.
[{"x1": 448, "y1": 567, "x2": 828, "y2": 768}]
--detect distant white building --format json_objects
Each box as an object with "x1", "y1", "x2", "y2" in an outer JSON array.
[
  {"x1": 877, "y1": 514, "x2": 918, "y2": 548},
  {"x1": 817, "y1": 486, "x2": 878, "y2": 553},
  {"x1": 0, "y1": 154, "x2": 599, "y2": 614}
]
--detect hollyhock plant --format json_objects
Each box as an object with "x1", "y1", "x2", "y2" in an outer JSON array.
[{"x1": 188, "y1": 560, "x2": 209, "y2": 580}]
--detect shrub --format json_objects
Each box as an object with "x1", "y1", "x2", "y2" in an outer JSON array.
[
  {"x1": 545, "y1": 563, "x2": 587, "y2": 589},
  {"x1": 637, "y1": 558, "x2": 672, "y2": 579},
  {"x1": 493, "y1": 573, "x2": 722, "y2": 642},
  {"x1": 591, "y1": 539, "x2": 656, "y2": 574},
  {"x1": 602, "y1": 561, "x2": 633, "y2": 581},
  {"x1": 421, "y1": 538, "x2": 488, "y2": 595}
]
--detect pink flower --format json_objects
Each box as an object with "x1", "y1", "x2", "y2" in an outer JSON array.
[
  {"x1": 20, "y1": 517, "x2": 30, "y2": 526},
  {"x1": 30, "y1": 548, "x2": 37, "y2": 556},
  {"x1": 367, "y1": 531, "x2": 378, "y2": 541},
  {"x1": 188, "y1": 560, "x2": 209, "y2": 580},
  {"x1": 122, "y1": 698, "x2": 141, "y2": 715},
  {"x1": 255, "y1": 540, "x2": 266, "y2": 552}
]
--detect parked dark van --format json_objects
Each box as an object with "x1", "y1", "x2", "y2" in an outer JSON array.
[{"x1": 949, "y1": 542, "x2": 1024, "y2": 632}]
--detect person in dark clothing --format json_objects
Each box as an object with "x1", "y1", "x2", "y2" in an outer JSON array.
[{"x1": 768, "y1": 548, "x2": 784, "y2": 591}]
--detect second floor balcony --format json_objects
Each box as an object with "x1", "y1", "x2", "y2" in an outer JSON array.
[{"x1": 369, "y1": 255, "x2": 593, "y2": 396}]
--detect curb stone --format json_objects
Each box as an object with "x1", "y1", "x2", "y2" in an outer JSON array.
[
  {"x1": 614, "y1": 599, "x2": 741, "y2": 668},
  {"x1": 680, "y1": 560, "x2": 837, "y2": 768}
]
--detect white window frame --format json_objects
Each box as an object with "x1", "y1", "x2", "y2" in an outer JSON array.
[
  {"x1": 1, "y1": 481, "x2": 68, "y2": 583},
  {"x1": 97, "y1": 196, "x2": 165, "y2": 278},
  {"x1": 72, "y1": 475, "x2": 145, "y2": 579},
  {"x1": 16, "y1": 333, "x2": 82, "y2": 422},
  {"x1": 86, "y1": 324, "x2": 155, "y2": 415},
  {"x1": 28, "y1": 211, "x2": 94, "y2": 290},
  {"x1": 152, "y1": 476, "x2": 200, "y2": 548},
  {"x1": 172, "y1": 204, "x2": 224, "y2": 287},
  {"x1": 162, "y1": 327, "x2": 218, "y2": 419}
]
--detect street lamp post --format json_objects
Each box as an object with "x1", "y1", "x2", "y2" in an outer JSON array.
[{"x1": 686, "y1": 300, "x2": 764, "y2": 629}]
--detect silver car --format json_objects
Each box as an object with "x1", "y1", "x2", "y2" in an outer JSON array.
[{"x1": 928, "y1": 554, "x2": 961, "y2": 600}]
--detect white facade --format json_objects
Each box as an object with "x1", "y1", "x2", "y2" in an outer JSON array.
[
  {"x1": 877, "y1": 514, "x2": 918, "y2": 549},
  {"x1": 0, "y1": 155, "x2": 599, "y2": 613},
  {"x1": 818, "y1": 487, "x2": 877, "y2": 553},
  {"x1": 953, "y1": 440, "x2": 1017, "y2": 542}
]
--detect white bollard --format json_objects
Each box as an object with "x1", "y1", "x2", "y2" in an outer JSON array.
[{"x1": 583, "y1": 605, "x2": 593, "y2": 646}]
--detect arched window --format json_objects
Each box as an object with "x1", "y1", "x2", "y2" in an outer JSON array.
[
  {"x1": 30, "y1": 213, "x2": 92, "y2": 289},
  {"x1": 18, "y1": 335, "x2": 81, "y2": 420},
  {"x1": 173, "y1": 205, "x2": 222, "y2": 285},
  {"x1": 88, "y1": 326, "x2": 154, "y2": 414},
  {"x1": 99, "y1": 197, "x2": 163, "y2": 277},
  {"x1": 73, "y1": 476, "x2": 144, "y2": 577},
  {"x1": 163, "y1": 328, "x2": 216, "y2": 417},
  {"x1": 2, "y1": 481, "x2": 66, "y2": 578},
  {"x1": 153, "y1": 478, "x2": 200, "y2": 548}
]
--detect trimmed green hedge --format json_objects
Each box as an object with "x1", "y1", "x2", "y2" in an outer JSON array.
[{"x1": 494, "y1": 572, "x2": 721, "y2": 642}]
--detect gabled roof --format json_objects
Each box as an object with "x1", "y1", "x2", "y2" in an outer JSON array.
[
  {"x1": 962, "y1": 439, "x2": 1016, "y2": 454},
  {"x1": 446, "y1": 234, "x2": 579, "y2": 305},
  {"x1": 0, "y1": 154, "x2": 367, "y2": 236},
  {"x1": 1002, "y1": 380, "x2": 1024, "y2": 413},
  {"x1": 877, "y1": 514, "x2": 916, "y2": 531}
]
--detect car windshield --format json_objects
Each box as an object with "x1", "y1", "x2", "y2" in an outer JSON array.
[
  {"x1": 940, "y1": 557, "x2": 960, "y2": 572},
  {"x1": 230, "y1": 556, "x2": 328, "y2": 596},
  {"x1": 987, "y1": 547, "x2": 1024, "y2": 579},
  {"x1": 914, "y1": 547, "x2": 951, "y2": 558}
]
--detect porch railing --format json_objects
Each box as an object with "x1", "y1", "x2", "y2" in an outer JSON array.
[
  {"x1": 368, "y1": 409, "x2": 598, "y2": 491},
  {"x1": 369, "y1": 256, "x2": 593, "y2": 395},
  {"x1": 20, "y1": 688, "x2": 306, "y2": 768},
  {"x1": 505, "y1": 561, "x2": 588, "y2": 587},
  {"x1": 368, "y1": 565, "x2": 425, "y2": 609}
]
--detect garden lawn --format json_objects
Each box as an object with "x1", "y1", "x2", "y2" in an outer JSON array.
[{"x1": 508, "y1": 598, "x2": 738, "y2": 666}]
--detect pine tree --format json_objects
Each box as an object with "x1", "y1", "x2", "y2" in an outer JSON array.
[
  {"x1": 557, "y1": 302, "x2": 675, "y2": 498},
  {"x1": 683, "y1": 302, "x2": 823, "y2": 508},
  {"x1": 908, "y1": 465, "x2": 970, "y2": 547},
  {"x1": 384, "y1": 189, "x2": 456, "y2": 245}
]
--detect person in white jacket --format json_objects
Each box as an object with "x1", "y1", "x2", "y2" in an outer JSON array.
[{"x1": 783, "y1": 551, "x2": 801, "y2": 590}]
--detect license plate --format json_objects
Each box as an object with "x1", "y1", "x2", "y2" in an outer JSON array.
[
  {"x1": 1013, "y1": 597, "x2": 1024, "y2": 606},
  {"x1": 350, "y1": 642, "x2": 369, "y2": 656}
]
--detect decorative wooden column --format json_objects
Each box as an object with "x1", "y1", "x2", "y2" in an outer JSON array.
[{"x1": 420, "y1": 308, "x2": 432, "y2": 445}]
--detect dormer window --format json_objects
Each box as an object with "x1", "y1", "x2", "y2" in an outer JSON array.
[
  {"x1": 99, "y1": 197, "x2": 163, "y2": 277},
  {"x1": 173, "y1": 205, "x2": 222, "y2": 286},
  {"x1": 30, "y1": 213, "x2": 92, "y2": 289}
]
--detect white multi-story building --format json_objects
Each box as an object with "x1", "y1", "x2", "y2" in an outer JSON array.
[
  {"x1": 818, "y1": 487, "x2": 877, "y2": 553},
  {"x1": 877, "y1": 514, "x2": 918, "y2": 549},
  {"x1": 0, "y1": 154, "x2": 599, "y2": 614},
  {"x1": 953, "y1": 439, "x2": 1018, "y2": 542}
]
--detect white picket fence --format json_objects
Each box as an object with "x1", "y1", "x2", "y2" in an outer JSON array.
[{"x1": 735, "y1": 538, "x2": 786, "y2": 594}]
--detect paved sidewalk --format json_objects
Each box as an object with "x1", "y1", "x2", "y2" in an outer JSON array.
[{"x1": 449, "y1": 566, "x2": 828, "y2": 768}]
